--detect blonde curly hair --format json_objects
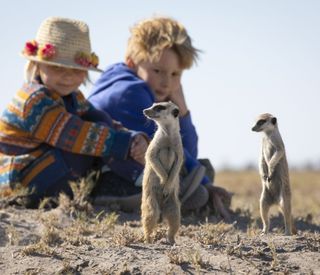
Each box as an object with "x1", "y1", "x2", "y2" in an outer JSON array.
[{"x1": 125, "y1": 16, "x2": 199, "y2": 69}]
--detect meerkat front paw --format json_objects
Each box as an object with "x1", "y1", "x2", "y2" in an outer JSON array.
[
  {"x1": 160, "y1": 176, "x2": 168, "y2": 186},
  {"x1": 264, "y1": 174, "x2": 272, "y2": 182},
  {"x1": 267, "y1": 170, "x2": 274, "y2": 180},
  {"x1": 163, "y1": 185, "x2": 172, "y2": 198}
]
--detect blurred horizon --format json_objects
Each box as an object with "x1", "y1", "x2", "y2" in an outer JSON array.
[
  {"x1": 216, "y1": 161, "x2": 320, "y2": 172},
  {"x1": 0, "y1": 1, "x2": 319, "y2": 170}
]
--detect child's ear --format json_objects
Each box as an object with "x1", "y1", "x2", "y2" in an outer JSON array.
[{"x1": 126, "y1": 58, "x2": 135, "y2": 69}]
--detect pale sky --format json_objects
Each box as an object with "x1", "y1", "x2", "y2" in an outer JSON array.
[{"x1": 1, "y1": 1, "x2": 319, "y2": 169}]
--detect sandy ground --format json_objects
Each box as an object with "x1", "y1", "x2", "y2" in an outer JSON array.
[{"x1": 0, "y1": 200, "x2": 319, "y2": 275}]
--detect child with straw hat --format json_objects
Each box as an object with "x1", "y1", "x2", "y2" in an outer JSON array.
[{"x1": 0, "y1": 17, "x2": 148, "y2": 208}]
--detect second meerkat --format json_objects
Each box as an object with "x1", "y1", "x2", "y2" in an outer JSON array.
[
  {"x1": 252, "y1": 113, "x2": 293, "y2": 235},
  {"x1": 141, "y1": 101, "x2": 184, "y2": 244}
]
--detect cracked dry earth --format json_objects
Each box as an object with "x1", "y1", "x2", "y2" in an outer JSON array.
[{"x1": 0, "y1": 204, "x2": 319, "y2": 275}]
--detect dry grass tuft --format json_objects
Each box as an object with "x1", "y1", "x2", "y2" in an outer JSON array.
[
  {"x1": 58, "y1": 170, "x2": 99, "y2": 219},
  {"x1": 6, "y1": 223, "x2": 20, "y2": 245},
  {"x1": 153, "y1": 226, "x2": 169, "y2": 242},
  {"x1": 112, "y1": 225, "x2": 143, "y2": 246},
  {"x1": 267, "y1": 241, "x2": 279, "y2": 270},
  {"x1": 194, "y1": 221, "x2": 235, "y2": 246},
  {"x1": 92, "y1": 211, "x2": 119, "y2": 237},
  {"x1": 57, "y1": 217, "x2": 93, "y2": 246},
  {"x1": 186, "y1": 249, "x2": 209, "y2": 270},
  {"x1": 304, "y1": 232, "x2": 320, "y2": 252},
  {"x1": 166, "y1": 248, "x2": 186, "y2": 265},
  {"x1": 21, "y1": 241, "x2": 57, "y2": 257},
  {"x1": 42, "y1": 226, "x2": 63, "y2": 246},
  {"x1": 69, "y1": 170, "x2": 98, "y2": 204},
  {"x1": 167, "y1": 247, "x2": 210, "y2": 272},
  {"x1": 40, "y1": 212, "x2": 61, "y2": 229}
]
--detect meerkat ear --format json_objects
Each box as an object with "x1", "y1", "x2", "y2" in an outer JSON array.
[
  {"x1": 172, "y1": 108, "x2": 179, "y2": 118},
  {"x1": 271, "y1": 117, "x2": 277, "y2": 125}
]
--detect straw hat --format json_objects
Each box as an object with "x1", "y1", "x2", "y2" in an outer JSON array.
[{"x1": 21, "y1": 17, "x2": 102, "y2": 72}]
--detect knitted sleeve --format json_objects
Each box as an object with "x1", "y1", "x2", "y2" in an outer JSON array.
[{"x1": 9, "y1": 88, "x2": 131, "y2": 159}]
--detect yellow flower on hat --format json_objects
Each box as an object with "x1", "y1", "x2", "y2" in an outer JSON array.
[
  {"x1": 38, "y1": 44, "x2": 56, "y2": 60},
  {"x1": 90, "y1": 52, "x2": 99, "y2": 68}
]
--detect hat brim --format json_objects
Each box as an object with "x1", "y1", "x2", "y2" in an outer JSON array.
[{"x1": 21, "y1": 53, "x2": 103, "y2": 73}]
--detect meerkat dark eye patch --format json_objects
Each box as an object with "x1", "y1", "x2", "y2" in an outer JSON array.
[
  {"x1": 271, "y1": 117, "x2": 277, "y2": 125},
  {"x1": 257, "y1": 119, "x2": 266, "y2": 126},
  {"x1": 172, "y1": 108, "x2": 179, "y2": 117},
  {"x1": 153, "y1": 105, "x2": 167, "y2": 112}
]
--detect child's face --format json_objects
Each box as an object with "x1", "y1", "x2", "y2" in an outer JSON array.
[
  {"x1": 135, "y1": 48, "x2": 183, "y2": 102},
  {"x1": 38, "y1": 64, "x2": 87, "y2": 96}
]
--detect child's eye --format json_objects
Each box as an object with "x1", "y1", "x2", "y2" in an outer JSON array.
[
  {"x1": 51, "y1": 66, "x2": 65, "y2": 72},
  {"x1": 172, "y1": 71, "x2": 181, "y2": 77},
  {"x1": 153, "y1": 69, "x2": 160, "y2": 73}
]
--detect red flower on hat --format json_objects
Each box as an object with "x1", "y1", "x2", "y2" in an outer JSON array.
[
  {"x1": 75, "y1": 51, "x2": 100, "y2": 68},
  {"x1": 23, "y1": 40, "x2": 38, "y2": 56},
  {"x1": 38, "y1": 44, "x2": 56, "y2": 60},
  {"x1": 75, "y1": 52, "x2": 92, "y2": 67}
]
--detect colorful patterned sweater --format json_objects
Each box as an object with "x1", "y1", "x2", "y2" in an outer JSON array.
[{"x1": 0, "y1": 81, "x2": 132, "y2": 188}]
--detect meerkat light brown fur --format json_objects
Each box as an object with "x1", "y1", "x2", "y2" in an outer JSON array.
[
  {"x1": 141, "y1": 102, "x2": 184, "y2": 244},
  {"x1": 252, "y1": 113, "x2": 293, "y2": 235}
]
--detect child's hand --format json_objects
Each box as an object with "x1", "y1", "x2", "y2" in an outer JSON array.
[
  {"x1": 130, "y1": 134, "x2": 148, "y2": 165},
  {"x1": 205, "y1": 184, "x2": 232, "y2": 222},
  {"x1": 169, "y1": 85, "x2": 188, "y2": 117}
]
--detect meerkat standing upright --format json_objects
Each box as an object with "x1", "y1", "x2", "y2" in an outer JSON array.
[
  {"x1": 252, "y1": 113, "x2": 293, "y2": 235},
  {"x1": 141, "y1": 102, "x2": 184, "y2": 244}
]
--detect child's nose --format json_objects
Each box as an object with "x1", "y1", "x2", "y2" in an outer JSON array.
[{"x1": 160, "y1": 75, "x2": 170, "y2": 88}]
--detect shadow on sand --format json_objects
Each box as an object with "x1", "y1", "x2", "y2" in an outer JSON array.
[{"x1": 232, "y1": 211, "x2": 320, "y2": 233}]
